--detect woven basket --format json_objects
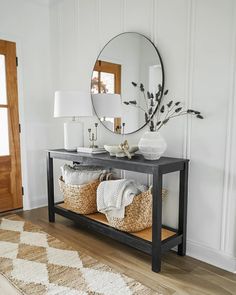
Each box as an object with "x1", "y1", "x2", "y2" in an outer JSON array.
[
  {"x1": 106, "y1": 188, "x2": 168, "y2": 232},
  {"x1": 59, "y1": 177, "x2": 100, "y2": 214}
]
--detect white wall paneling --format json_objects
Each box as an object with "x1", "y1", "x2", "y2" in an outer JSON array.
[
  {"x1": 187, "y1": 0, "x2": 233, "y2": 254},
  {"x1": 98, "y1": 0, "x2": 124, "y2": 48},
  {"x1": 222, "y1": 0, "x2": 236, "y2": 257},
  {"x1": 48, "y1": 0, "x2": 236, "y2": 272},
  {"x1": 125, "y1": 0, "x2": 153, "y2": 38},
  {"x1": 153, "y1": 0, "x2": 190, "y2": 229}
]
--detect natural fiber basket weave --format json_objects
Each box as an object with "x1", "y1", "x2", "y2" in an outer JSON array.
[
  {"x1": 58, "y1": 176, "x2": 100, "y2": 214},
  {"x1": 106, "y1": 187, "x2": 168, "y2": 232}
]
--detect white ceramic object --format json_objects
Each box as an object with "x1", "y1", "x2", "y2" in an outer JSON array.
[
  {"x1": 138, "y1": 131, "x2": 167, "y2": 160},
  {"x1": 104, "y1": 145, "x2": 139, "y2": 158},
  {"x1": 64, "y1": 121, "x2": 83, "y2": 151}
]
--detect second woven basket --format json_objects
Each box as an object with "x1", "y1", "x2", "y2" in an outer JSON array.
[{"x1": 105, "y1": 188, "x2": 167, "y2": 232}]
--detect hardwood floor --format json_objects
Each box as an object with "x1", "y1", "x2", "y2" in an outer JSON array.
[{"x1": 4, "y1": 207, "x2": 235, "y2": 295}]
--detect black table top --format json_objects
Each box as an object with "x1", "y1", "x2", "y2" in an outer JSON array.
[{"x1": 48, "y1": 149, "x2": 188, "y2": 173}]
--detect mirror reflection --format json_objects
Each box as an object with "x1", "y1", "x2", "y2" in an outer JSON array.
[{"x1": 91, "y1": 32, "x2": 164, "y2": 134}]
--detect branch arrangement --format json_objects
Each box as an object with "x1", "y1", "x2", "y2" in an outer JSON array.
[{"x1": 123, "y1": 82, "x2": 204, "y2": 132}]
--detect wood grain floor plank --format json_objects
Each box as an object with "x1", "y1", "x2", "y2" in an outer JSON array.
[{"x1": 163, "y1": 255, "x2": 236, "y2": 294}]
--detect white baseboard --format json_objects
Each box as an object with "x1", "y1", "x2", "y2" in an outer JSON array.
[
  {"x1": 187, "y1": 239, "x2": 236, "y2": 273},
  {"x1": 28, "y1": 198, "x2": 48, "y2": 210},
  {"x1": 26, "y1": 196, "x2": 63, "y2": 211}
]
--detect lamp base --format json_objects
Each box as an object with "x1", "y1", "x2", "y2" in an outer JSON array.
[{"x1": 64, "y1": 121, "x2": 83, "y2": 151}]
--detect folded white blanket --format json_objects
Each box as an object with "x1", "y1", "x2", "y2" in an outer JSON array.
[
  {"x1": 97, "y1": 179, "x2": 147, "y2": 219},
  {"x1": 61, "y1": 164, "x2": 106, "y2": 185}
]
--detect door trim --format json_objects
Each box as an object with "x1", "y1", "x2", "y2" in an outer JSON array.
[{"x1": 0, "y1": 39, "x2": 22, "y2": 212}]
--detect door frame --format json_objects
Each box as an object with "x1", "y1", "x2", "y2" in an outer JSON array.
[{"x1": 0, "y1": 34, "x2": 31, "y2": 211}]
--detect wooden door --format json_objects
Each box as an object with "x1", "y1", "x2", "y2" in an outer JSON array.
[{"x1": 0, "y1": 40, "x2": 22, "y2": 212}]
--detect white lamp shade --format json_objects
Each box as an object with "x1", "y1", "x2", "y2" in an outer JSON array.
[
  {"x1": 92, "y1": 93, "x2": 122, "y2": 118},
  {"x1": 54, "y1": 91, "x2": 93, "y2": 118}
]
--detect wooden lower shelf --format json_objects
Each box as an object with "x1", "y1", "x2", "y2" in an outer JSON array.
[
  {"x1": 87, "y1": 212, "x2": 175, "y2": 242},
  {"x1": 58, "y1": 203, "x2": 175, "y2": 242}
]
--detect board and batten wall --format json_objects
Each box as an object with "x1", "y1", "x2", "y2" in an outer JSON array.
[{"x1": 49, "y1": 0, "x2": 236, "y2": 272}]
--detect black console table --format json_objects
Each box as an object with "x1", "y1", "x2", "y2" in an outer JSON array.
[{"x1": 47, "y1": 149, "x2": 189, "y2": 272}]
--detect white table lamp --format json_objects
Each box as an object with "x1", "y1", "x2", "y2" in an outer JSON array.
[
  {"x1": 54, "y1": 91, "x2": 93, "y2": 151},
  {"x1": 92, "y1": 93, "x2": 122, "y2": 131},
  {"x1": 92, "y1": 93, "x2": 122, "y2": 118}
]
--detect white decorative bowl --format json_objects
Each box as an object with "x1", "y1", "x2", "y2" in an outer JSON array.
[{"x1": 104, "y1": 145, "x2": 139, "y2": 158}]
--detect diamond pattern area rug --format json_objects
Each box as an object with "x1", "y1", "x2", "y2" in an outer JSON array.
[{"x1": 0, "y1": 215, "x2": 158, "y2": 295}]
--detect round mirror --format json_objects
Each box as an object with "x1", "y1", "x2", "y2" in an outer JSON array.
[{"x1": 91, "y1": 32, "x2": 164, "y2": 134}]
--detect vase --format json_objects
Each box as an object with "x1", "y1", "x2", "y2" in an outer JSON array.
[{"x1": 138, "y1": 131, "x2": 167, "y2": 160}]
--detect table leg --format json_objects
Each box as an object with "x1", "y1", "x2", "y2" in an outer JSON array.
[
  {"x1": 178, "y1": 161, "x2": 189, "y2": 255},
  {"x1": 47, "y1": 152, "x2": 55, "y2": 222},
  {"x1": 152, "y1": 168, "x2": 163, "y2": 272}
]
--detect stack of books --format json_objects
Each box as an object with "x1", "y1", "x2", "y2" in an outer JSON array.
[{"x1": 76, "y1": 147, "x2": 107, "y2": 154}]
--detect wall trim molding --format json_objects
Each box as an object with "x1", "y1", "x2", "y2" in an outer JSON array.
[
  {"x1": 220, "y1": 0, "x2": 236, "y2": 253},
  {"x1": 57, "y1": 0, "x2": 63, "y2": 87},
  {"x1": 29, "y1": 199, "x2": 48, "y2": 211},
  {"x1": 74, "y1": 0, "x2": 79, "y2": 71},
  {"x1": 187, "y1": 239, "x2": 236, "y2": 273},
  {"x1": 183, "y1": 0, "x2": 196, "y2": 159},
  {"x1": 150, "y1": 0, "x2": 156, "y2": 43},
  {"x1": 97, "y1": 0, "x2": 102, "y2": 50},
  {"x1": 30, "y1": 197, "x2": 64, "y2": 211},
  {"x1": 121, "y1": 0, "x2": 126, "y2": 32}
]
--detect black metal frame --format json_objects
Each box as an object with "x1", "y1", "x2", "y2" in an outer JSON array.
[{"x1": 47, "y1": 149, "x2": 189, "y2": 273}]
